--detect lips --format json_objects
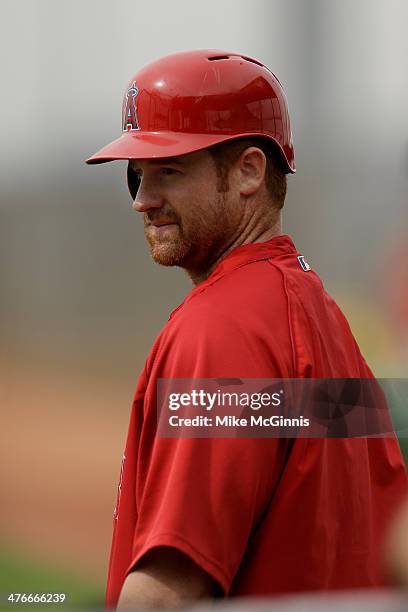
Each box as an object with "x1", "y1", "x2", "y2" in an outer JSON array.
[{"x1": 151, "y1": 221, "x2": 177, "y2": 227}]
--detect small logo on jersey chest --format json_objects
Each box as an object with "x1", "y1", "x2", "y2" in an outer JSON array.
[
  {"x1": 123, "y1": 82, "x2": 140, "y2": 132},
  {"x1": 298, "y1": 255, "x2": 311, "y2": 271}
]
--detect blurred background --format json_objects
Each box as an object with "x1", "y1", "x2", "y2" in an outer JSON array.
[{"x1": 0, "y1": 0, "x2": 407, "y2": 607}]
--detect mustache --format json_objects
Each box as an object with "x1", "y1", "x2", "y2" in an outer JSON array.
[{"x1": 144, "y1": 209, "x2": 180, "y2": 225}]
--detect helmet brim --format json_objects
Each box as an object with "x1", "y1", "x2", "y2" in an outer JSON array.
[{"x1": 85, "y1": 130, "x2": 295, "y2": 172}]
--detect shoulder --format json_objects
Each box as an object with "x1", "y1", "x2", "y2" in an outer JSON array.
[
  {"x1": 151, "y1": 260, "x2": 295, "y2": 378},
  {"x1": 183, "y1": 259, "x2": 289, "y2": 326}
]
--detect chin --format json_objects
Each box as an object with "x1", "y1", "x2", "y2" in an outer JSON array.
[{"x1": 149, "y1": 242, "x2": 189, "y2": 267}]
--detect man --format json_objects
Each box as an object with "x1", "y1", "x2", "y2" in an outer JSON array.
[{"x1": 87, "y1": 50, "x2": 407, "y2": 609}]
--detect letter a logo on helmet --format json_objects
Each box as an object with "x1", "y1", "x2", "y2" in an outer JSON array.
[
  {"x1": 123, "y1": 82, "x2": 139, "y2": 132},
  {"x1": 86, "y1": 49, "x2": 295, "y2": 173}
]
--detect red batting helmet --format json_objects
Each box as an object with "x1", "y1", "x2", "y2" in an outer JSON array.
[{"x1": 86, "y1": 49, "x2": 295, "y2": 173}]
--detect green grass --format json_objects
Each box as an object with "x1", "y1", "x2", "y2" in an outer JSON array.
[
  {"x1": 0, "y1": 547, "x2": 104, "y2": 610},
  {"x1": 398, "y1": 437, "x2": 408, "y2": 465}
]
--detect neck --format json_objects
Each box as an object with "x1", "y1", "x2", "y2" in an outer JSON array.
[{"x1": 185, "y1": 216, "x2": 282, "y2": 286}]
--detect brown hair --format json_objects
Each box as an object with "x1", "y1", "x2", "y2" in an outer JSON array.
[{"x1": 207, "y1": 136, "x2": 288, "y2": 208}]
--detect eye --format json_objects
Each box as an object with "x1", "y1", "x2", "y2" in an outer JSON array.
[{"x1": 160, "y1": 167, "x2": 178, "y2": 176}]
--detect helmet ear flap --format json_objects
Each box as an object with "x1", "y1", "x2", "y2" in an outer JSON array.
[{"x1": 127, "y1": 164, "x2": 141, "y2": 200}]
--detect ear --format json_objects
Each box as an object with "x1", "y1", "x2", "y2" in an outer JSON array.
[{"x1": 236, "y1": 147, "x2": 266, "y2": 196}]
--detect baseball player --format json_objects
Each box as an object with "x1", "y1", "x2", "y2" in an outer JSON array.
[{"x1": 86, "y1": 50, "x2": 408, "y2": 609}]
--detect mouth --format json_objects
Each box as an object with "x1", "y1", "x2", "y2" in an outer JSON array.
[
  {"x1": 150, "y1": 221, "x2": 177, "y2": 227},
  {"x1": 146, "y1": 220, "x2": 179, "y2": 237}
]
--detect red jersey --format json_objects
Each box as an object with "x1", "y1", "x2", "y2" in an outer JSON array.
[{"x1": 106, "y1": 235, "x2": 407, "y2": 606}]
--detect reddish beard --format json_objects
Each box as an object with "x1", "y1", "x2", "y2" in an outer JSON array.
[{"x1": 143, "y1": 192, "x2": 230, "y2": 272}]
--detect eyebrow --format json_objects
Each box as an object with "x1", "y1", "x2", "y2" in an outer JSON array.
[{"x1": 132, "y1": 156, "x2": 187, "y2": 167}]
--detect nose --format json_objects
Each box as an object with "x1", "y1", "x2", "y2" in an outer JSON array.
[
  {"x1": 131, "y1": 179, "x2": 164, "y2": 213},
  {"x1": 132, "y1": 196, "x2": 162, "y2": 213}
]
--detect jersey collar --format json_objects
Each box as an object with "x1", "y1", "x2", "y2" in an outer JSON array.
[
  {"x1": 169, "y1": 234, "x2": 297, "y2": 318},
  {"x1": 206, "y1": 234, "x2": 297, "y2": 283}
]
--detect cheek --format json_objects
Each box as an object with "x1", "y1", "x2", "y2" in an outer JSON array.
[
  {"x1": 186, "y1": 192, "x2": 224, "y2": 228},
  {"x1": 171, "y1": 172, "x2": 232, "y2": 232}
]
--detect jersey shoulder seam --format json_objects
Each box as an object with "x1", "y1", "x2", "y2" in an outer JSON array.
[{"x1": 266, "y1": 259, "x2": 299, "y2": 374}]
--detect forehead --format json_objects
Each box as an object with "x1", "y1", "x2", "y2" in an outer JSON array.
[{"x1": 129, "y1": 149, "x2": 210, "y2": 169}]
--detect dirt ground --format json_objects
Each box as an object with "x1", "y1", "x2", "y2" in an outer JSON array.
[{"x1": 0, "y1": 359, "x2": 133, "y2": 583}]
